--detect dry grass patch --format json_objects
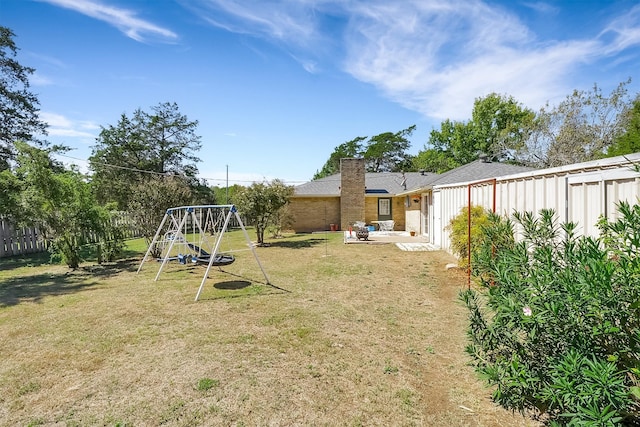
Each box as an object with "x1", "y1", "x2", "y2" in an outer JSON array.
[{"x1": 0, "y1": 231, "x2": 540, "y2": 426}]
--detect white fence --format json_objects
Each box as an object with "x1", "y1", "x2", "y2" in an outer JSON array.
[{"x1": 433, "y1": 154, "x2": 640, "y2": 254}]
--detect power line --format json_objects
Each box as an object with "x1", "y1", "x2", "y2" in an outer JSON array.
[{"x1": 54, "y1": 153, "x2": 307, "y2": 185}]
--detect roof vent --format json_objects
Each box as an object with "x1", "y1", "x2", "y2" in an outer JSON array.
[
  {"x1": 479, "y1": 153, "x2": 490, "y2": 163},
  {"x1": 419, "y1": 169, "x2": 426, "y2": 176}
]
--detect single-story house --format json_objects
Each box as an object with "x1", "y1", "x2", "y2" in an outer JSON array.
[
  {"x1": 289, "y1": 157, "x2": 533, "y2": 234},
  {"x1": 290, "y1": 154, "x2": 640, "y2": 256},
  {"x1": 394, "y1": 158, "x2": 535, "y2": 241},
  {"x1": 288, "y1": 158, "x2": 437, "y2": 232}
]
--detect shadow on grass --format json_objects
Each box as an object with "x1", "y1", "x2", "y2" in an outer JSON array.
[
  {"x1": 267, "y1": 237, "x2": 327, "y2": 249},
  {"x1": 0, "y1": 271, "x2": 99, "y2": 307},
  {"x1": 79, "y1": 258, "x2": 141, "y2": 277},
  {"x1": 214, "y1": 280, "x2": 252, "y2": 290},
  {"x1": 195, "y1": 268, "x2": 290, "y2": 301},
  {"x1": 0, "y1": 252, "x2": 52, "y2": 271},
  {"x1": 0, "y1": 257, "x2": 141, "y2": 307}
]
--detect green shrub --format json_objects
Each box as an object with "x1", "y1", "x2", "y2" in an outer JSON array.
[
  {"x1": 461, "y1": 203, "x2": 640, "y2": 426},
  {"x1": 446, "y1": 205, "x2": 490, "y2": 268},
  {"x1": 96, "y1": 209, "x2": 127, "y2": 263}
]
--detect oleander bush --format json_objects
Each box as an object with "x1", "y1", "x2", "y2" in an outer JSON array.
[{"x1": 461, "y1": 202, "x2": 640, "y2": 426}]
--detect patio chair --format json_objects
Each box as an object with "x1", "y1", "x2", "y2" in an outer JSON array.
[{"x1": 378, "y1": 220, "x2": 394, "y2": 233}]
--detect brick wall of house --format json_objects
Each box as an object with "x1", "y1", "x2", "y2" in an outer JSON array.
[
  {"x1": 364, "y1": 197, "x2": 378, "y2": 225},
  {"x1": 392, "y1": 197, "x2": 406, "y2": 229},
  {"x1": 340, "y1": 158, "x2": 365, "y2": 230},
  {"x1": 364, "y1": 197, "x2": 407, "y2": 230},
  {"x1": 288, "y1": 197, "x2": 340, "y2": 232}
]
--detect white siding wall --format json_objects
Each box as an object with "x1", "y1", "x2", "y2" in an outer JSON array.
[
  {"x1": 435, "y1": 158, "x2": 640, "y2": 255},
  {"x1": 433, "y1": 185, "x2": 468, "y2": 250},
  {"x1": 431, "y1": 191, "x2": 442, "y2": 247},
  {"x1": 405, "y1": 209, "x2": 421, "y2": 233}
]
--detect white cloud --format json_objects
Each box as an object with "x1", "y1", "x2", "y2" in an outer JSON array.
[
  {"x1": 192, "y1": 0, "x2": 318, "y2": 44},
  {"x1": 30, "y1": 72, "x2": 54, "y2": 86},
  {"x1": 48, "y1": 128, "x2": 96, "y2": 138},
  {"x1": 39, "y1": 0, "x2": 178, "y2": 42},
  {"x1": 342, "y1": 0, "x2": 637, "y2": 120},
  {"x1": 599, "y1": 4, "x2": 640, "y2": 54},
  {"x1": 522, "y1": 1, "x2": 559, "y2": 15},
  {"x1": 41, "y1": 112, "x2": 98, "y2": 140},
  {"x1": 188, "y1": 0, "x2": 640, "y2": 121},
  {"x1": 186, "y1": 0, "x2": 335, "y2": 71},
  {"x1": 41, "y1": 112, "x2": 73, "y2": 128}
]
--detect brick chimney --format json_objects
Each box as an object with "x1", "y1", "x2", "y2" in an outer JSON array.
[{"x1": 340, "y1": 158, "x2": 365, "y2": 231}]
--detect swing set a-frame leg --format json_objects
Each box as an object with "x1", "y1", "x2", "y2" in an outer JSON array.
[
  {"x1": 194, "y1": 206, "x2": 271, "y2": 301},
  {"x1": 235, "y1": 210, "x2": 271, "y2": 285}
]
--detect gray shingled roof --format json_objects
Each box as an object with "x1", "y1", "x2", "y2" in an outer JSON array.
[
  {"x1": 293, "y1": 161, "x2": 535, "y2": 197},
  {"x1": 363, "y1": 172, "x2": 438, "y2": 194},
  {"x1": 428, "y1": 160, "x2": 535, "y2": 187},
  {"x1": 293, "y1": 174, "x2": 342, "y2": 196}
]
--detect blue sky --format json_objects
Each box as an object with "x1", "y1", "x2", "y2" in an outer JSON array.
[{"x1": 4, "y1": 0, "x2": 640, "y2": 186}]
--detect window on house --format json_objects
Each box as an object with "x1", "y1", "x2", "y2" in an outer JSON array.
[{"x1": 378, "y1": 198, "x2": 392, "y2": 221}]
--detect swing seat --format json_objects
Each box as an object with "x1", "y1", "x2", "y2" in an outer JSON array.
[
  {"x1": 193, "y1": 253, "x2": 235, "y2": 266},
  {"x1": 212, "y1": 254, "x2": 235, "y2": 266},
  {"x1": 186, "y1": 243, "x2": 234, "y2": 266}
]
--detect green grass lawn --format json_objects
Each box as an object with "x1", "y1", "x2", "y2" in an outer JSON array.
[{"x1": 0, "y1": 231, "x2": 538, "y2": 426}]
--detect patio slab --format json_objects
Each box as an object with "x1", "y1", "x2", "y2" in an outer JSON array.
[
  {"x1": 395, "y1": 242, "x2": 440, "y2": 251},
  {"x1": 344, "y1": 230, "x2": 432, "y2": 245}
]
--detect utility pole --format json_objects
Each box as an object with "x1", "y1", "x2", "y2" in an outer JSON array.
[{"x1": 226, "y1": 164, "x2": 229, "y2": 204}]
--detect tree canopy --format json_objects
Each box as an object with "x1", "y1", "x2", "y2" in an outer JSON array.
[
  {"x1": 313, "y1": 126, "x2": 415, "y2": 179},
  {"x1": 0, "y1": 26, "x2": 48, "y2": 170},
  {"x1": 8, "y1": 142, "x2": 116, "y2": 268},
  {"x1": 415, "y1": 93, "x2": 535, "y2": 173},
  {"x1": 313, "y1": 136, "x2": 365, "y2": 179},
  {"x1": 606, "y1": 96, "x2": 640, "y2": 158},
  {"x1": 128, "y1": 175, "x2": 193, "y2": 254},
  {"x1": 523, "y1": 80, "x2": 634, "y2": 167},
  {"x1": 235, "y1": 179, "x2": 294, "y2": 245},
  {"x1": 412, "y1": 83, "x2": 638, "y2": 172},
  {"x1": 89, "y1": 102, "x2": 203, "y2": 209}
]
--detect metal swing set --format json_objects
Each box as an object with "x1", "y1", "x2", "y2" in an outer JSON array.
[{"x1": 136, "y1": 204, "x2": 271, "y2": 301}]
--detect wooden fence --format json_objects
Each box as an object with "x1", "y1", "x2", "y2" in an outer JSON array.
[
  {"x1": 0, "y1": 209, "x2": 250, "y2": 259},
  {"x1": 0, "y1": 220, "x2": 47, "y2": 258},
  {"x1": 0, "y1": 213, "x2": 143, "y2": 259}
]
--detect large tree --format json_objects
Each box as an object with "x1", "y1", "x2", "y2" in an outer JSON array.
[
  {"x1": 524, "y1": 80, "x2": 633, "y2": 167},
  {"x1": 471, "y1": 93, "x2": 535, "y2": 161},
  {"x1": 363, "y1": 125, "x2": 415, "y2": 173},
  {"x1": 418, "y1": 94, "x2": 535, "y2": 173},
  {"x1": 0, "y1": 26, "x2": 48, "y2": 170},
  {"x1": 313, "y1": 136, "x2": 365, "y2": 180},
  {"x1": 89, "y1": 102, "x2": 202, "y2": 209},
  {"x1": 411, "y1": 148, "x2": 458, "y2": 174},
  {"x1": 211, "y1": 183, "x2": 245, "y2": 205},
  {"x1": 314, "y1": 126, "x2": 415, "y2": 179}
]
